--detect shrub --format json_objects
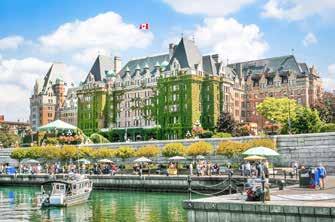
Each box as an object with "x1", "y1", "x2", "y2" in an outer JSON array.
[
  {"x1": 45, "y1": 137, "x2": 59, "y2": 145},
  {"x1": 78, "y1": 147, "x2": 94, "y2": 159},
  {"x1": 11, "y1": 148, "x2": 27, "y2": 162},
  {"x1": 115, "y1": 146, "x2": 135, "y2": 160},
  {"x1": 162, "y1": 143, "x2": 186, "y2": 157},
  {"x1": 199, "y1": 131, "x2": 213, "y2": 138},
  {"x1": 92, "y1": 148, "x2": 115, "y2": 159},
  {"x1": 244, "y1": 138, "x2": 276, "y2": 150},
  {"x1": 187, "y1": 141, "x2": 213, "y2": 156},
  {"x1": 320, "y1": 123, "x2": 335, "y2": 132},
  {"x1": 41, "y1": 146, "x2": 61, "y2": 160},
  {"x1": 26, "y1": 146, "x2": 44, "y2": 159},
  {"x1": 217, "y1": 138, "x2": 276, "y2": 157},
  {"x1": 217, "y1": 141, "x2": 247, "y2": 157},
  {"x1": 136, "y1": 145, "x2": 160, "y2": 157},
  {"x1": 90, "y1": 133, "x2": 110, "y2": 144},
  {"x1": 213, "y1": 132, "x2": 232, "y2": 138},
  {"x1": 60, "y1": 146, "x2": 79, "y2": 161}
]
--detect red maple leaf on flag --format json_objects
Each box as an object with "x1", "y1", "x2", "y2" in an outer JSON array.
[{"x1": 139, "y1": 23, "x2": 149, "y2": 30}]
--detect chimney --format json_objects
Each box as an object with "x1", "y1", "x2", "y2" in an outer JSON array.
[
  {"x1": 212, "y1": 54, "x2": 219, "y2": 63},
  {"x1": 236, "y1": 63, "x2": 243, "y2": 78},
  {"x1": 169, "y1": 43, "x2": 176, "y2": 59},
  {"x1": 114, "y1": 56, "x2": 122, "y2": 74}
]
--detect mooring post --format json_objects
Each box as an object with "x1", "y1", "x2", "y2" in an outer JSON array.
[
  {"x1": 228, "y1": 172, "x2": 232, "y2": 195},
  {"x1": 273, "y1": 167, "x2": 275, "y2": 179},
  {"x1": 187, "y1": 175, "x2": 192, "y2": 200},
  {"x1": 296, "y1": 168, "x2": 298, "y2": 180},
  {"x1": 261, "y1": 175, "x2": 265, "y2": 203},
  {"x1": 284, "y1": 170, "x2": 287, "y2": 187}
]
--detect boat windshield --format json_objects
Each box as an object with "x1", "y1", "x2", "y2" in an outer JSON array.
[{"x1": 52, "y1": 183, "x2": 66, "y2": 194}]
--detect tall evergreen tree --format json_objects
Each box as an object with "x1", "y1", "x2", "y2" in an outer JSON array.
[{"x1": 216, "y1": 112, "x2": 236, "y2": 133}]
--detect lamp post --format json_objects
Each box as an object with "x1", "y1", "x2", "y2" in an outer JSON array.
[
  {"x1": 288, "y1": 99, "x2": 291, "y2": 134},
  {"x1": 121, "y1": 105, "x2": 131, "y2": 142}
]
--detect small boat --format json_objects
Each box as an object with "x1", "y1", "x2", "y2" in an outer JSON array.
[{"x1": 37, "y1": 174, "x2": 92, "y2": 207}]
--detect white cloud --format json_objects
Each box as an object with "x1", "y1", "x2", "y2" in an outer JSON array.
[
  {"x1": 38, "y1": 12, "x2": 154, "y2": 53},
  {"x1": 192, "y1": 17, "x2": 268, "y2": 63},
  {"x1": 262, "y1": 0, "x2": 335, "y2": 21},
  {"x1": 72, "y1": 48, "x2": 110, "y2": 64},
  {"x1": 323, "y1": 64, "x2": 335, "y2": 90},
  {"x1": 0, "y1": 57, "x2": 84, "y2": 121},
  {"x1": 0, "y1": 36, "x2": 24, "y2": 50},
  {"x1": 303, "y1": 32, "x2": 318, "y2": 47},
  {"x1": 163, "y1": 0, "x2": 254, "y2": 17}
]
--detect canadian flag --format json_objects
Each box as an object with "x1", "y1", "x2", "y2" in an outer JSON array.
[{"x1": 139, "y1": 23, "x2": 149, "y2": 30}]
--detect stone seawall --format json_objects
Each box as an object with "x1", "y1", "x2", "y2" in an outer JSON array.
[
  {"x1": 0, "y1": 174, "x2": 296, "y2": 192},
  {"x1": 275, "y1": 132, "x2": 335, "y2": 173},
  {"x1": 0, "y1": 174, "x2": 239, "y2": 193},
  {"x1": 183, "y1": 198, "x2": 335, "y2": 222},
  {"x1": 2, "y1": 132, "x2": 335, "y2": 172}
]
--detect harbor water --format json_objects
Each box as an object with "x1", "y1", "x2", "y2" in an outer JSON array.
[{"x1": 0, "y1": 186, "x2": 189, "y2": 222}]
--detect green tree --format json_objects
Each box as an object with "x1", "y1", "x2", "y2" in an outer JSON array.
[
  {"x1": 162, "y1": 143, "x2": 186, "y2": 157},
  {"x1": 283, "y1": 107, "x2": 323, "y2": 134},
  {"x1": 115, "y1": 146, "x2": 135, "y2": 160},
  {"x1": 311, "y1": 92, "x2": 335, "y2": 123},
  {"x1": 216, "y1": 112, "x2": 236, "y2": 133},
  {"x1": 0, "y1": 131, "x2": 20, "y2": 148},
  {"x1": 257, "y1": 97, "x2": 298, "y2": 125}
]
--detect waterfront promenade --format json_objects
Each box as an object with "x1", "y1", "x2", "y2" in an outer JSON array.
[
  {"x1": 0, "y1": 174, "x2": 297, "y2": 193},
  {"x1": 183, "y1": 176, "x2": 335, "y2": 222}
]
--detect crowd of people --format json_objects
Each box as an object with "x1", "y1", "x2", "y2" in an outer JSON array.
[
  {"x1": 189, "y1": 161, "x2": 226, "y2": 176},
  {"x1": 239, "y1": 161, "x2": 270, "y2": 179}
]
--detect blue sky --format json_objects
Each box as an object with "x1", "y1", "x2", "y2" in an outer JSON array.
[{"x1": 0, "y1": 0, "x2": 334, "y2": 121}]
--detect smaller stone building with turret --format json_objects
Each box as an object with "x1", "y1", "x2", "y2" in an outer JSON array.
[{"x1": 30, "y1": 63, "x2": 76, "y2": 131}]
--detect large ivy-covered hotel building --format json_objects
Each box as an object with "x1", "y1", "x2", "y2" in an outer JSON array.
[{"x1": 76, "y1": 37, "x2": 323, "y2": 140}]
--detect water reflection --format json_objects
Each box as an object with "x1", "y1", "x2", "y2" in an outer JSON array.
[{"x1": 0, "y1": 187, "x2": 188, "y2": 222}]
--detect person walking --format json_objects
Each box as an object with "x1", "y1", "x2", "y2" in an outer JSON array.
[
  {"x1": 317, "y1": 163, "x2": 327, "y2": 189},
  {"x1": 245, "y1": 162, "x2": 251, "y2": 177}
]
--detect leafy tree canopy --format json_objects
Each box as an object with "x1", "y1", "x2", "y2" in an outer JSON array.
[
  {"x1": 282, "y1": 107, "x2": 323, "y2": 134},
  {"x1": 216, "y1": 112, "x2": 236, "y2": 133},
  {"x1": 257, "y1": 97, "x2": 298, "y2": 124}
]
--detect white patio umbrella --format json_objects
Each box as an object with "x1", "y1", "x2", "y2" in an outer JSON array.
[
  {"x1": 22, "y1": 159, "x2": 40, "y2": 165},
  {"x1": 133, "y1": 157, "x2": 152, "y2": 163},
  {"x1": 38, "y1": 120, "x2": 77, "y2": 131},
  {"x1": 98, "y1": 159, "x2": 114, "y2": 163},
  {"x1": 78, "y1": 158, "x2": 91, "y2": 164},
  {"x1": 243, "y1": 146, "x2": 279, "y2": 156},
  {"x1": 196, "y1": 155, "x2": 206, "y2": 160},
  {"x1": 169, "y1": 156, "x2": 186, "y2": 161}
]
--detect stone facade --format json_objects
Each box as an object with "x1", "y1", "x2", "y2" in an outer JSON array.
[
  {"x1": 229, "y1": 56, "x2": 323, "y2": 128},
  {"x1": 59, "y1": 86, "x2": 78, "y2": 126},
  {"x1": 77, "y1": 37, "x2": 323, "y2": 139}
]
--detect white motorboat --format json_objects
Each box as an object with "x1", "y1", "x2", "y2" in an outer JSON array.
[{"x1": 37, "y1": 174, "x2": 92, "y2": 207}]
